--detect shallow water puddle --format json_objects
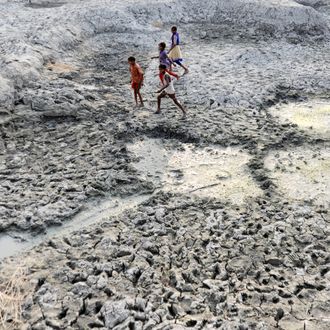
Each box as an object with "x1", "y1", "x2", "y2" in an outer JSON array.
[
  {"x1": 25, "y1": 2, "x2": 66, "y2": 9},
  {"x1": 46, "y1": 62, "x2": 77, "y2": 74},
  {"x1": 0, "y1": 194, "x2": 149, "y2": 260},
  {"x1": 128, "y1": 138, "x2": 168, "y2": 183},
  {"x1": 128, "y1": 138, "x2": 261, "y2": 204},
  {"x1": 270, "y1": 99, "x2": 330, "y2": 138},
  {"x1": 265, "y1": 147, "x2": 330, "y2": 206}
]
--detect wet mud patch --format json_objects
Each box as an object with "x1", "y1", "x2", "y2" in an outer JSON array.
[
  {"x1": 265, "y1": 146, "x2": 330, "y2": 207},
  {"x1": 128, "y1": 138, "x2": 262, "y2": 205},
  {"x1": 45, "y1": 61, "x2": 78, "y2": 75},
  {"x1": 25, "y1": 2, "x2": 66, "y2": 9},
  {"x1": 0, "y1": 194, "x2": 149, "y2": 260},
  {"x1": 270, "y1": 99, "x2": 330, "y2": 139},
  {"x1": 0, "y1": 110, "x2": 13, "y2": 126}
]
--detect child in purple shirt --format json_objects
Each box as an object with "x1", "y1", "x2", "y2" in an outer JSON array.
[
  {"x1": 152, "y1": 42, "x2": 174, "y2": 69},
  {"x1": 152, "y1": 42, "x2": 180, "y2": 82}
]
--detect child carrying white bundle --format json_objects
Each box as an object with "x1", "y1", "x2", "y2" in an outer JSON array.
[{"x1": 168, "y1": 26, "x2": 189, "y2": 75}]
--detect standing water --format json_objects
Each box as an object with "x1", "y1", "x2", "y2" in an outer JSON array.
[
  {"x1": 270, "y1": 99, "x2": 330, "y2": 138},
  {"x1": 128, "y1": 138, "x2": 262, "y2": 204}
]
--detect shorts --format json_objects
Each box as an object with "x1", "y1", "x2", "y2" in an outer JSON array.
[
  {"x1": 159, "y1": 90, "x2": 176, "y2": 98},
  {"x1": 160, "y1": 60, "x2": 171, "y2": 69},
  {"x1": 173, "y1": 59, "x2": 183, "y2": 65},
  {"x1": 132, "y1": 82, "x2": 142, "y2": 90}
]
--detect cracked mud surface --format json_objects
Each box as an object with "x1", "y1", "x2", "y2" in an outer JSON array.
[
  {"x1": 10, "y1": 194, "x2": 330, "y2": 329},
  {"x1": 0, "y1": 0, "x2": 330, "y2": 329}
]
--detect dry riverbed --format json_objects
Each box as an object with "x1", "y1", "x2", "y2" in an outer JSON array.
[{"x1": 0, "y1": 0, "x2": 330, "y2": 329}]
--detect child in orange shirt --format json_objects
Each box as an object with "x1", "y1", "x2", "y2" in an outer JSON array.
[{"x1": 128, "y1": 56, "x2": 144, "y2": 107}]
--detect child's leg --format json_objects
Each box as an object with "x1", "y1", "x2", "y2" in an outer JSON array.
[
  {"x1": 156, "y1": 91, "x2": 166, "y2": 113},
  {"x1": 174, "y1": 59, "x2": 188, "y2": 73},
  {"x1": 178, "y1": 62, "x2": 189, "y2": 73},
  {"x1": 137, "y1": 89, "x2": 144, "y2": 106},
  {"x1": 132, "y1": 83, "x2": 139, "y2": 105},
  {"x1": 134, "y1": 89, "x2": 138, "y2": 105},
  {"x1": 169, "y1": 94, "x2": 186, "y2": 115},
  {"x1": 132, "y1": 83, "x2": 137, "y2": 105}
]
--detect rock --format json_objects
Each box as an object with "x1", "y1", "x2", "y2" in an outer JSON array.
[
  {"x1": 274, "y1": 308, "x2": 285, "y2": 322},
  {"x1": 227, "y1": 256, "x2": 252, "y2": 273},
  {"x1": 101, "y1": 300, "x2": 130, "y2": 328},
  {"x1": 310, "y1": 301, "x2": 330, "y2": 319},
  {"x1": 71, "y1": 282, "x2": 93, "y2": 298},
  {"x1": 155, "y1": 208, "x2": 166, "y2": 221},
  {"x1": 0, "y1": 77, "x2": 14, "y2": 110},
  {"x1": 266, "y1": 258, "x2": 283, "y2": 267}
]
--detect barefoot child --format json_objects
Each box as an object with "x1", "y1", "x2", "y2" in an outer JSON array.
[
  {"x1": 151, "y1": 42, "x2": 180, "y2": 81},
  {"x1": 156, "y1": 64, "x2": 187, "y2": 118},
  {"x1": 128, "y1": 56, "x2": 144, "y2": 107},
  {"x1": 168, "y1": 26, "x2": 189, "y2": 74}
]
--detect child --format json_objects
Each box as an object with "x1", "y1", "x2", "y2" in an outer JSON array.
[
  {"x1": 128, "y1": 56, "x2": 144, "y2": 107},
  {"x1": 156, "y1": 64, "x2": 187, "y2": 119},
  {"x1": 151, "y1": 42, "x2": 180, "y2": 82},
  {"x1": 168, "y1": 26, "x2": 189, "y2": 74}
]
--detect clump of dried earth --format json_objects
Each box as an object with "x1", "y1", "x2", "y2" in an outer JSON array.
[{"x1": 0, "y1": 0, "x2": 329, "y2": 329}]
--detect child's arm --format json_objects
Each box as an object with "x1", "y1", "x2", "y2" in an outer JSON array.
[
  {"x1": 138, "y1": 66, "x2": 144, "y2": 85},
  {"x1": 157, "y1": 75, "x2": 170, "y2": 93},
  {"x1": 157, "y1": 82, "x2": 169, "y2": 93},
  {"x1": 166, "y1": 69, "x2": 179, "y2": 80},
  {"x1": 165, "y1": 53, "x2": 176, "y2": 66},
  {"x1": 151, "y1": 55, "x2": 159, "y2": 59}
]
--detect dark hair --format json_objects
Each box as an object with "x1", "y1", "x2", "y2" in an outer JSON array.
[
  {"x1": 171, "y1": 26, "x2": 177, "y2": 31},
  {"x1": 159, "y1": 64, "x2": 167, "y2": 70},
  {"x1": 128, "y1": 56, "x2": 136, "y2": 62},
  {"x1": 159, "y1": 42, "x2": 166, "y2": 49}
]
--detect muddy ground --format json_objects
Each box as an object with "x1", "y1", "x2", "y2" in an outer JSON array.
[{"x1": 0, "y1": 0, "x2": 330, "y2": 329}]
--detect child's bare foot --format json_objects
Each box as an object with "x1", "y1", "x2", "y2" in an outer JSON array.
[
  {"x1": 155, "y1": 110, "x2": 161, "y2": 114},
  {"x1": 183, "y1": 69, "x2": 189, "y2": 75}
]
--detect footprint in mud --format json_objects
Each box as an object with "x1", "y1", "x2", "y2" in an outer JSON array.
[
  {"x1": 216, "y1": 171, "x2": 232, "y2": 180},
  {"x1": 168, "y1": 169, "x2": 184, "y2": 182}
]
